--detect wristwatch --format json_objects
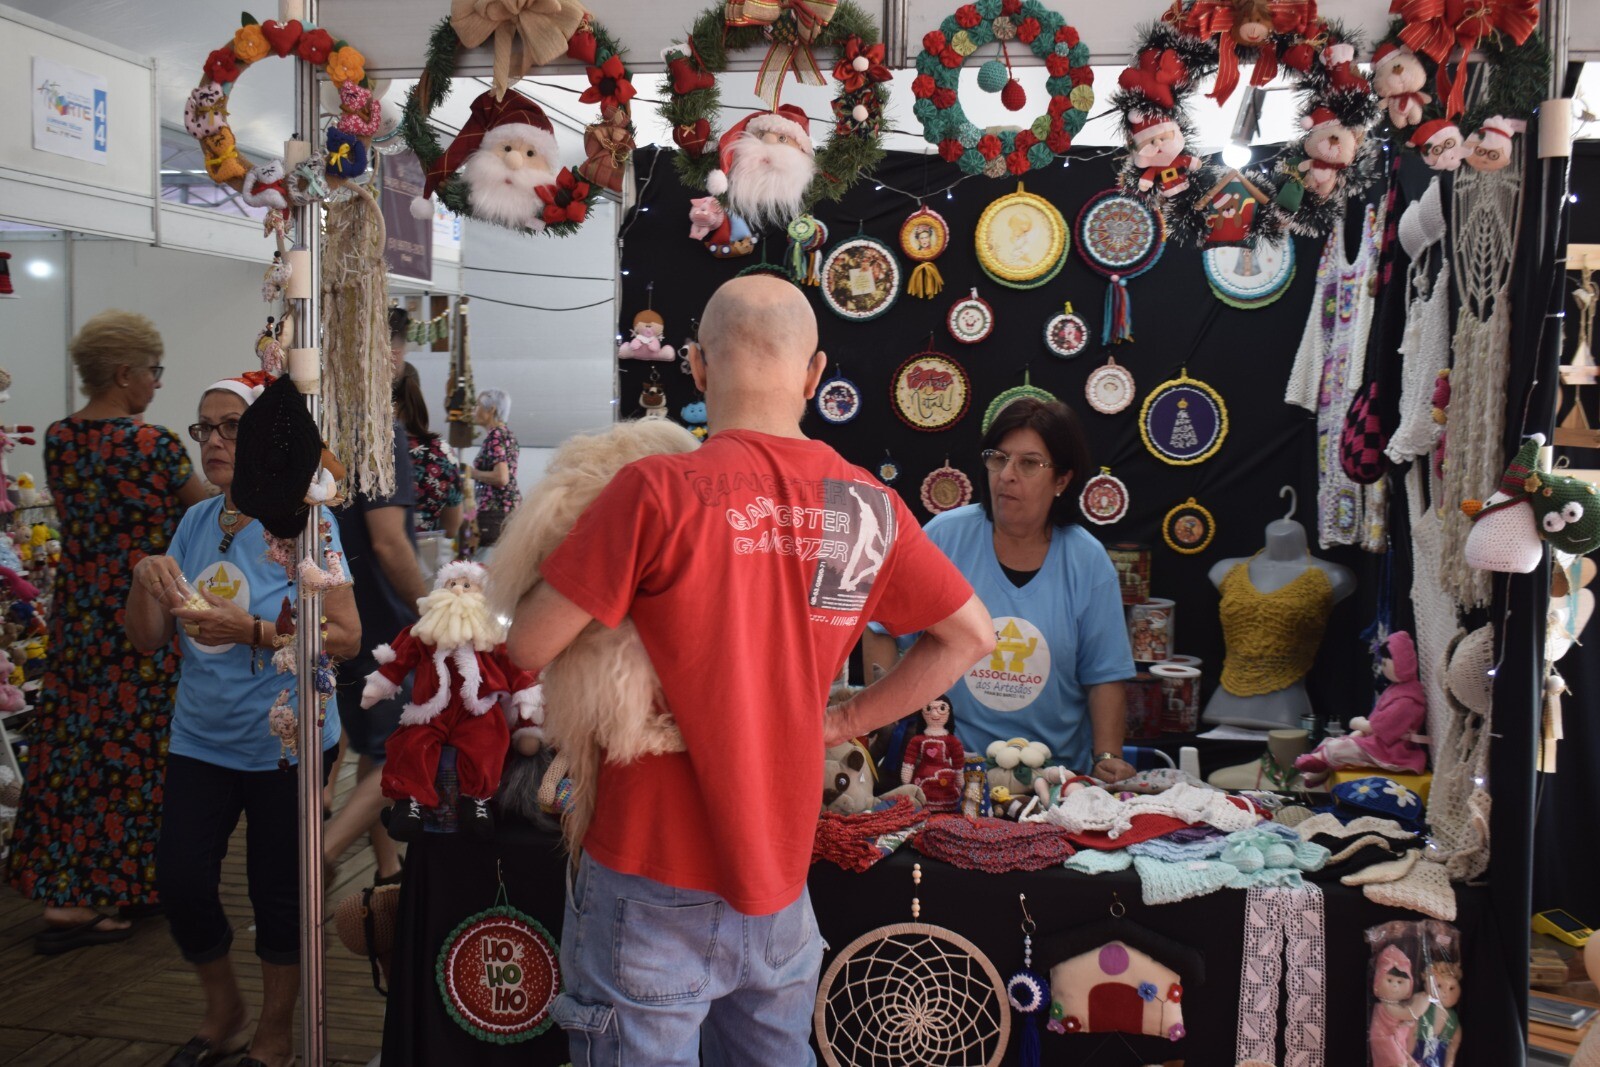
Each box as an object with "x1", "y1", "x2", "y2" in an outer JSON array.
[{"x1": 1093, "y1": 752, "x2": 1119, "y2": 766}]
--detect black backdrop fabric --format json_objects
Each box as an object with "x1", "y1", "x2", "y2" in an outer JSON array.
[{"x1": 621, "y1": 145, "x2": 1384, "y2": 719}]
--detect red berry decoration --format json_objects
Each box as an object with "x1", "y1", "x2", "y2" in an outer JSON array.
[{"x1": 1001, "y1": 78, "x2": 1026, "y2": 111}]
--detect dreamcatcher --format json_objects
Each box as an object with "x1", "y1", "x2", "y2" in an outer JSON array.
[{"x1": 815, "y1": 861, "x2": 1010, "y2": 1067}]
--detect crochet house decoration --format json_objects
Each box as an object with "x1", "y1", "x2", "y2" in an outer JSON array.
[{"x1": 1039, "y1": 918, "x2": 1204, "y2": 1041}]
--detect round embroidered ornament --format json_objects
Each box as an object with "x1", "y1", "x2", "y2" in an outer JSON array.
[
  {"x1": 948, "y1": 288, "x2": 996, "y2": 344},
  {"x1": 821, "y1": 235, "x2": 901, "y2": 321},
  {"x1": 1162, "y1": 497, "x2": 1216, "y2": 555},
  {"x1": 816, "y1": 375, "x2": 863, "y2": 424},
  {"x1": 1079, "y1": 467, "x2": 1129, "y2": 525},
  {"x1": 892, "y1": 351, "x2": 971, "y2": 432},
  {"x1": 921, "y1": 463, "x2": 974, "y2": 514},
  {"x1": 1075, "y1": 189, "x2": 1165, "y2": 345},
  {"x1": 1085, "y1": 357, "x2": 1135, "y2": 415},
  {"x1": 1044, "y1": 301, "x2": 1089, "y2": 358},
  {"x1": 1139, "y1": 370, "x2": 1227, "y2": 465},
  {"x1": 976, "y1": 184, "x2": 1069, "y2": 290},
  {"x1": 900, "y1": 205, "x2": 951, "y2": 299},
  {"x1": 436, "y1": 905, "x2": 561, "y2": 1044},
  {"x1": 878, "y1": 451, "x2": 901, "y2": 484},
  {"x1": 1203, "y1": 239, "x2": 1295, "y2": 309},
  {"x1": 982, "y1": 371, "x2": 1057, "y2": 434}
]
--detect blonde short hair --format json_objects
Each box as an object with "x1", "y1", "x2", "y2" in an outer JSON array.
[{"x1": 70, "y1": 310, "x2": 163, "y2": 397}]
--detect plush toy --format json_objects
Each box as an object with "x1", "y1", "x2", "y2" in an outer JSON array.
[
  {"x1": 1464, "y1": 116, "x2": 1525, "y2": 173},
  {"x1": 825, "y1": 741, "x2": 924, "y2": 814},
  {"x1": 986, "y1": 738, "x2": 1053, "y2": 818},
  {"x1": 1413, "y1": 959, "x2": 1463, "y2": 1067},
  {"x1": 183, "y1": 84, "x2": 229, "y2": 138},
  {"x1": 1298, "y1": 108, "x2": 1363, "y2": 199},
  {"x1": 1372, "y1": 42, "x2": 1432, "y2": 129},
  {"x1": 1320, "y1": 40, "x2": 1370, "y2": 95},
  {"x1": 1128, "y1": 112, "x2": 1195, "y2": 197},
  {"x1": 0, "y1": 649, "x2": 24, "y2": 713},
  {"x1": 363, "y1": 561, "x2": 541, "y2": 842},
  {"x1": 898, "y1": 697, "x2": 965, "y2": 812},
  {"x1": 1410, "y1": 119, "x2": 1466, "y2": 172},
  {"x1": 618, "y1": 310, "x2": 676, "y2": 362},
  {"x1": 1294, "y1": 632, "x2": 1428, "y2": 786},
  {"x1": 705, "y1": 105, "x2": 816, "y2": 231},
  {"x1": 688, "y1": 196, "x2": 757, "y2": 259},
  {"x1": 1039, "y1": 918, "x2": 1203, "y2": 1041},
  {"x1": 1369, "y1": 944, "x2": 1421, "y2": 1067},
  {"x1": 412, "y1": 90, "x2": 561, "y2": 232},
  {"x1": 1463, "y1": 434, "x2": 1600, "y2": 571},
  {"x1": 242, "y1": 159, "x2": 292, "y2": 209},
  {"x1": 486, "y1": 419, "x2": 701, "y2": 857}
]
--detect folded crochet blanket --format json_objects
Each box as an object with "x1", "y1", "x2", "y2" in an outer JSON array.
[
  {"x1": 911, "y1": 815, "x2": 1077, "y2": 873},
  {"x1": 812, "y1": 797, "x2": 925, "y2": 873}
]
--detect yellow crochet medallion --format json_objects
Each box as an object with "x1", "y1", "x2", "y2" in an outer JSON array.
[
  {"x1": 1162, "y1": 497, "x2": 1216, "y2": 555},
  {"x1": 975, "y1": 183, "x2": 1069, "y2": 290}
]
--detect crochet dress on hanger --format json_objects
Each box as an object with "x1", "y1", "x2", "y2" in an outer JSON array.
[{"x1": 1385, "y1": 178, "x2": 1451, "y2": 465}]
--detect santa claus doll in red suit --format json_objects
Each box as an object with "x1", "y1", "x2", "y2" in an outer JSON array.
[
  {"x1": 1129, "y1": 111, "x2": 1195, "y2": 198},
  {"x1": 364, "y1": 560, "x2": 541, "y2": 841}
]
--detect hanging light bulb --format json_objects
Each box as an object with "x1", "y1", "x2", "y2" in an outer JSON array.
[{"x1": 1221, "y1": 86, "x2": 1265, "y2": 171}]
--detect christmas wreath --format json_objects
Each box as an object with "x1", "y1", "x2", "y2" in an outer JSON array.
[
  {"x1": 186, "y1": 13, "x2": 377, "y2": 204},
  {"x1": 1370, "y1": 12, "x2": 1548, "y2": 172},
  {"x1": 400, "y1": 16, "x2": 634, "y2": 237},
  {"x1": 1110, "y1": 6, "x2": 1381, "y2": 248},
  {"x1": 658, "y1": 0, "x2": 890, "y2": 210},
  {"x1": 910, "y1": 0, "x2": 1095, "y2": 178}
]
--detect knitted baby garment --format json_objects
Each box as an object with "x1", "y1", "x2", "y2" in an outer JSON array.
[{"x1": 1218, "y1": 562, "x2": 1335, "y2": 697}]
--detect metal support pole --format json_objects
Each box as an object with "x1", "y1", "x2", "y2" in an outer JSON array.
[{"x1": 291, "y1": 0, "x2": 327, "y2": 1059}]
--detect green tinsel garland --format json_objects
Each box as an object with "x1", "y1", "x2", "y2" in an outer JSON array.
[
  {"x1": 659, "y1": 0, "x2": 889, "y2": 210},
  {"x1": 399, "y1": 17, "x2": 628, "y2": 238}
]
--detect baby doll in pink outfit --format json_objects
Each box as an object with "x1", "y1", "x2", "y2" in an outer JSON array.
[
  {"x1": 1296, "y1": 632, "x2": 1428, "y2": 787},
  {"x1": 1370, "y1": 944, "x2": 1422, "y2": 1067}
]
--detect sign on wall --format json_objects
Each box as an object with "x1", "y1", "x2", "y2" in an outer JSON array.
[
  {"x1": 31, "y1": 56, "x2": 106, "y2": 165},
  {"x1": 380, "y1": 148, "x2": 433, "y2": 281}
]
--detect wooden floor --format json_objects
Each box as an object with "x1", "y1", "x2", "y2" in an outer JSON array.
[{"x1": 0, "y1": 753, "x2": 390, "y2": 1066}]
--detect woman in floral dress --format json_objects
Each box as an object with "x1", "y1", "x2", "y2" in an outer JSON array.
[
  {"x1": 7, "y1": 310, "x2": 208, "y2": 952},
  {"x1": 396, "y1": 362, "x2": 463, "y2": 539},
  {"x1": 466, "y1": 388, "x2": 519, "y2": 548}
]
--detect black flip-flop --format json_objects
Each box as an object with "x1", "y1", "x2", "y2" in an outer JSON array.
[
  {"x1": 33, "y1": 914, "x2": 134, "y2": 955},
  {"x1": 164, "y1": 1029, "x2": 250, "y2": 1067}
]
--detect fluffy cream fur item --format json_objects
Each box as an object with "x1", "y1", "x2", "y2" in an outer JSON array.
[{"x1": 488, "y1": 419, "x2": 701, "y2": 856}]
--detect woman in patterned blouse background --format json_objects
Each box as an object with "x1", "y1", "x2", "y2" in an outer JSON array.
[
  {"x1": 466, "y1": 387, "x2": 519, "y2": 549},
  {"x1": 395, "y1": 362, "x2": 463, "y2": 567},
  {"x1": 7, "y1": 310, "x2": 209, "y2": 953}
]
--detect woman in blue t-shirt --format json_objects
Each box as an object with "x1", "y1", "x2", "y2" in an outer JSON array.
[
  {"x1": 866, "y1": 398, "x2": 1137, "y2": 782},
  {"x1": 126, "y1": 374, "x2": 361, "y2": 1067}
]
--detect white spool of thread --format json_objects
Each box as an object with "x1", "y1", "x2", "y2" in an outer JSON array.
[{"x1": 288, "y1": 347, "x2": 320, "y2": 394}]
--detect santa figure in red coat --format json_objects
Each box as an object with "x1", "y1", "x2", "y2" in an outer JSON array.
[{"x1": 364, "y1": 560, "x2": 541, "y2": 841}]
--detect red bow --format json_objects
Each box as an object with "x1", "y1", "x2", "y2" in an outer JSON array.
[
  {"x1": 833, "y1": 37, "x2": 890, "y2": 93},
  {"x1": 1251, "y1": 0, "x2": 1319, "y2": 85},
  {"x1": 1117, "y1": 48, "x2": 1186, "y2": 110},
  {"x1": 1182, "y1": 1, "x2": 1245, "y2": 104}
]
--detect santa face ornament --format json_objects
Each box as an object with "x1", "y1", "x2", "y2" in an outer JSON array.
[
  {"x1": 1410, "y1": 119, "x2": 1465, "y2": 172},
  {"x1": 1464, "y1": 117, "x2": 1525, "y2": 173},
  {"x1": 461, "y1": 123, "x2": 560, "y2": 230},
  {"x1": 707, "y1": 105, "x2": 817, "y2": 233}
]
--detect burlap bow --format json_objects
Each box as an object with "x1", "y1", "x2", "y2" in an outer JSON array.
[
  {"x1": 452, "y1": 0, "x2": 590, "y2": 100},
  {"x1": 578, "y1": 105, "x2": 634, "y2": 193},
  {"x1": 725, "y1": 0, "x2": 838, "y2": 107}
]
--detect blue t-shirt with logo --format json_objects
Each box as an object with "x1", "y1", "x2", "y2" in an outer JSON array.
[
  {"x1": 873, "y1": 504, "x2": 1134, "y2": 773},
  {"x1": 167, "y1": 496, "x2": 344, "y2": 771}
]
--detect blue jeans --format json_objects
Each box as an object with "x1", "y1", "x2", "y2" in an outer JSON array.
[{"x1": 552, "y1": 854, "x2": 823, "y2": 1067}]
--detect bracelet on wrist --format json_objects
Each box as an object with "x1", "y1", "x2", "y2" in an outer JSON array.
[{"x1": 1093, "y1": 751, "x2": 1119, "y2": 765}]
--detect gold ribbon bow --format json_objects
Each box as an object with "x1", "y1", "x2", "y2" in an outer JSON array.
[
  {"x1": 578, "y1": 106, "x2": 635, "y2": 193},
  {"x1": 452, "y1": 0, "x2": 590, "y2": 100},
  {"x1": 732, "y1": 0, "x2": 838, "y2": 107}
]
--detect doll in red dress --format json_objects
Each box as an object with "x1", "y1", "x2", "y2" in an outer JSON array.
[{"x1": 900, "y1": 697, "x2": 965, "y2": 813}]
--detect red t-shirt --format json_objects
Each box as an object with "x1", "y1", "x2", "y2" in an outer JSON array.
[{"x1": 541, "y1": 430, "x2": 973, "y2": 914}]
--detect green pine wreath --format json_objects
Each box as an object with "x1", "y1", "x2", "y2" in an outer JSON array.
[
  {"x1": 910, "y1": 0, "x2": 1095, "y2": 178},
  {"x1": 658, "y1": 1, "x2": 889, "y2": 210},
  {"x1": 399, "y1": 17, "x2": 631, "y2": 237}
]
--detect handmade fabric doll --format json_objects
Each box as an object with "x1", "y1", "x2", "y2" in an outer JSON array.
[
  {"x1": 618, "y1": 310, "x2": 676, "y2": 362},
  {"x1": 899, "y1": 697, "x2": 964, "y2": 812},
  {"x1": 1295, "y1": 632, "x2": 1428, "y2": 786},
  {"x1": 1369, "y1": 944, "x2": 1421, "y2": 1067},
  {"x1": 1413, "y1": 960, "x2": 1463, "y2": 1067},
  {"x1": 363, "y1": 560, "x2": 540, "y2": 841}
]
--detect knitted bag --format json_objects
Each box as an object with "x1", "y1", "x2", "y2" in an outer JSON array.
[{"x1": 1339, "y1": 381, "x2": 1389, "y2": 484}]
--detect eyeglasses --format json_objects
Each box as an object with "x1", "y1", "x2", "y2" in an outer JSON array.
[
  {"x1": 147, "y1": 365, "x2": 165, "y2": 382},
  {"x1": 188, "y1": 419, "x2": 241, "y2": 443},
  {"x1": 981, "y1": 449, "x2": 1055, "y2": 477}
]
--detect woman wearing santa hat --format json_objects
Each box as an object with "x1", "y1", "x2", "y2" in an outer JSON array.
[{"x1": 127, "y1": 373, "x2": 361, "y2": 1067}]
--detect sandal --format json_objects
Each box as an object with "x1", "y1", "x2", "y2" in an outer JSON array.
[
  {"x1": 373, "y1": 856, "x2": 405, "y2": 888},
  {"x1": 34, "y1": 914, "x2": 134, "y2": 955},
  {"x1": 163, "y1": 1028, "x2": 249, "y2": 1066}
]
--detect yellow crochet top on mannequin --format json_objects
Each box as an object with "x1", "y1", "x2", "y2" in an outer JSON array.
[{"x1": 1218, "y1": 561, "x2": 1335, "y2": 696}]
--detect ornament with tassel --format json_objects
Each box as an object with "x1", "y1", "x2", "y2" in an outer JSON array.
[
  {"x1": 785, "y1": 215, "x2": 828, "y2": 286},
  {"x1": 899, "y1": 205, "x2": 950, "y2": 299}
]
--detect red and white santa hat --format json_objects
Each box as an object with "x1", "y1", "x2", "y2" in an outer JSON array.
[
  {"x1": 1473, "y1": 115, "x2": 1525, "y2": 143},
  {"x1": 205, "y1": 370, "x2": 275, "y2": 407},
  {"x1": 1409, "y1": 117, "x2": 1458, "y2": 148},
  {"x1": 705, "y1": 104, "x2": 812, "y2": 196},
  {"x1": 1372, "y1": 41, "x2": 1400, "y2": 64},
  {"x1": 414, "y1": 88, "x2": 559, "y2": 218},
  {"x1": 1128, "y1": 110, "x2": 1179, "y2": 147},
  {"x1": 435, "y1": 558, "x2": 489, "y2": 590},
  {"x1": 1301, "y1": 107, "x2": 1341, "y2": 133}
]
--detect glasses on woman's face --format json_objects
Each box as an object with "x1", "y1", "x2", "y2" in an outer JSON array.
[
  {"x1": 147, "y1": 365, "x2": 165, "y2": 382},
  {"x1": 188, "y1": 419, "x2": 241, "y2": 443},
  {"x1": 981, "y1": 449, "x2": 1054, "y2": 478}
]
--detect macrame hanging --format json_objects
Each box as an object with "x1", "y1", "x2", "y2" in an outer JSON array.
[
  {"x1": 815, "y1": 862, "x2": 1009, "y2": 1067},
  {"x1": 1384, "y1": 178, "x2": 1451, "y2": 465},
  {"x1": 321, "y1": 184, "x2": 396, "y2": 498},
  {"x1": 1440, "y1": 153, "x2": 1525, "y2": 608}
]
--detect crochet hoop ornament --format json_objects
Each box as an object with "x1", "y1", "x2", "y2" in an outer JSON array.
[
  {"x1": 921, "y1": 463, "x2": 974, "y2": 514},
  {"x1": 1080, "y1": 468, "x2": 1130, "y2": 525},
  {"x1": 976, "y1": 184, "x2": 1070, "y2": 290},
  {"x1": 901, "y1": 206, "x2": 951, "y2": 298},
  {"x1": 1075, "y1": 189, "x2": 1165, "y2": 345},
  {"x1": 892, "y1": 351, "x2": 971, "y2": 432},
  {"x1": 399, "y1": 17, "x2": 623, "y2": 237},
  {"x1": 878, "y1": 451, "x2": 901, "y2": 484},
  {"x1": 435, "y1": 905, "x2": 561, "y2": 1044},
  {"x1": 188, "y1": 14, "x2": 375, "y2": 195},
  {"x1": 816, "y1": 374, "x2": 863, "y2": 424},
  {"x1": 820, "y1": 235, "x2": 901, "y2": 321},
  {"x1": 1163, "y1": 497, "x2": 1216, "y2": 554},
  {"x1": 659, "y1": 2, "x2": 890, "y2": 210},
  {"x1": 1044, "y1": 302, "x2": 1089, "y2": 358},
  {"x1": 1086, "y1": 357, "x2": 1136, "y2": 415},
  {"x1": 911, "y1": 0, "x2": 1095, "y2": 178},
  {"x1": 1140, "y1": 370, "x2": 1228, "y2": 465},
  {"x1": 982, "y1": 370, "x2": 1057, "y2": 434},
  {"x1": 948, "y1": 289, "x2": 996, "y2": 344},
  {"x1": 1203, "y1": 239, "x2": 1295, "y2": 309}
]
